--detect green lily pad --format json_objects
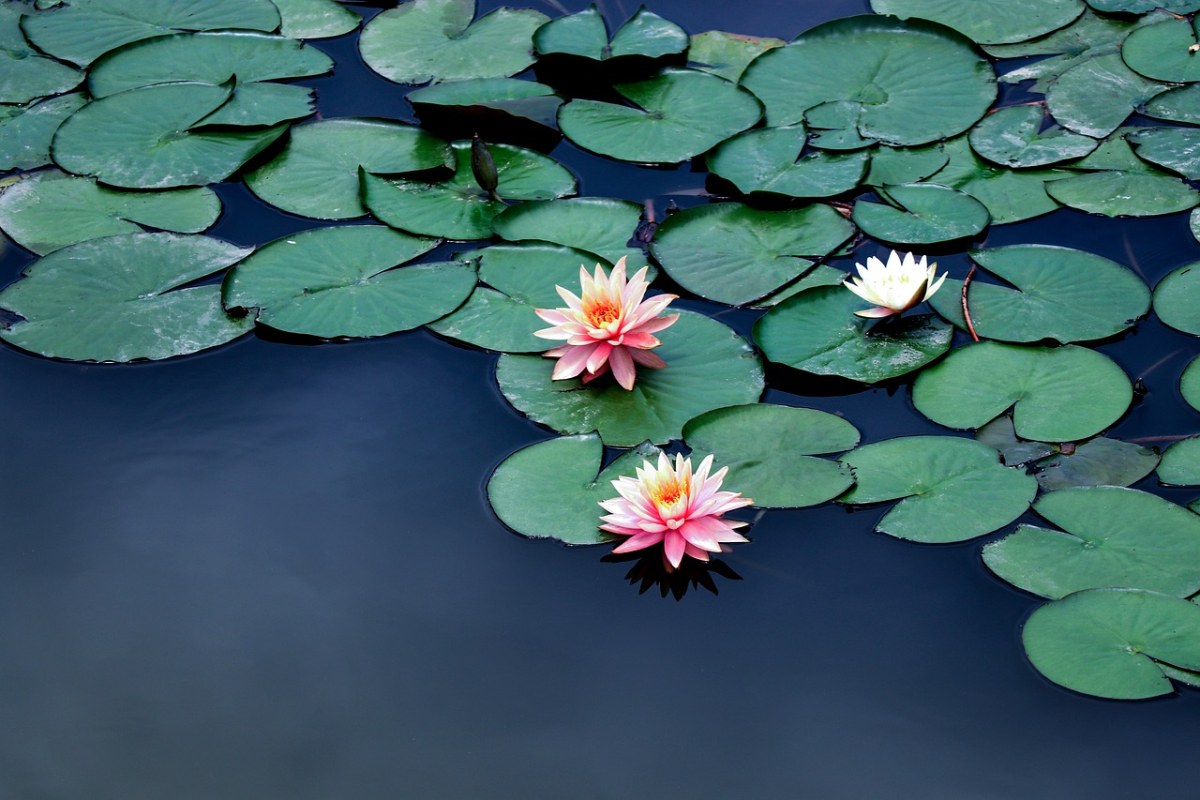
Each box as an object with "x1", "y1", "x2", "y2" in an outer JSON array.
[
  {"x1": 1160, "y1": 437, "x2": 1200, "y2": 486},
  {"x1": 1154, "y1": 262, "x2": 1200, "y2": 335},
  {"x1": 852, "y1": 183, "x2": 989, "y2": 244},
  {"x1": 495, "y1": 310, "x2": 764, "y2": 447},
  {"x1": 427, "y1": 243, "x2": 612, "y2": 352},
  {"x1": 975, "y1": 415, "x2": 1058, "y2": 467},
  {"x1": 682, "y1": 404, "x2": 859, "y2": 509},
  {"x1": 0, "y1": 91, "x2": 84, "y2": 171},
  {"x1": 1122, "y1": 16, "x2": 1200, "y2": 83},
  {"x1": 0, "y1": 232, "x2": 253, "y2": 362},
  {"x1": 20, "y1": 0, "x2": 281, "y2": 66},
  {"x1": 1045, "y1": 170, "x2": 1199, "y2": 217},
  {"x1": 0, "y1": 170, "x2": 221, "y2": 255},
  {"x1": 838, "y1": 435, "x2": 1037, "y2": 543},
  {"x1": 926, "y1": 136, "x2": 1064, "y2": 225},
  {"x1": 1090, "y1": 0, "x2": 1200, "y2": 10},
  {"x1": 222, "y1": 225, "x2": 476, "y2": 339},
  {"x1": 1023, "y1": 588, "x2": 1200, "y2": 700},
  {"x1": 984, "y1": 486, "x2": 1200, "y2": 599},
  {"x1": 865, "y1": 143, "x2": 949, "y2": 186},
  {"x1": 688, "y1": 30, "x2": 784, "y2": 83},
  {"x1": 407, "y1": 78, "x2": 563, "y2": 130},
  {"x1": 1126, "y1": 127, "x2": 1200, "y2": 180},
  {"x1": 272, "y1": 0, "x2": 360, "y2": 39},
  {"x1": 870, "y1": 0, "x2": 1084, "y2": 45},
  {"x1": 558, "y1": 68, "x2": 761, "y2": 164},
  {"x1": 1034, "y1": 437, "x2": 1160, "y2": 491},
  {"x1": 740, "y1": 15, "x2": 996, "y2": 145},
  {"x1": 363, "y1": 140, "x2": 576, "y2": 240},
  {"x1": 754, "y1": 285, "x2": 954, "y2": 384},
  {"x1": 534, "y1": 5, "x2": 687, "y2": 60},
  {"x1": 487, "y1": 434, "x2": 660, "y2": 545},
  {"x1": 359, "y1": 0, "x2": 546, "y2": 85},
  {"x1": 491, "y1": 196, "x2": 643, "y2": 266},
  {"x1": 244, "y1": 118, "x2": 454, "y2": 220},
  {"x1": 968, "y1": 105, "x2": 1098, "y2": 168},
  {"x1": 0, "y1": 2, "x2": 82, "y2": 104},
  {"x1": 928, "y1": 244, "x2": 1150, "y2": 343},
  {"x1": 1069, "y1": 130, "x2": 1155, "y2": 172},
  {"x1": 1141, "y1": 83, "x2": 1200, "y2": 125},
  {"x1": 707, "y1": 125, "x2": 868, "y2": 198},
  {"x1": 1182, "y1": 355, "x2": 1200, "y2": 412},
  {"x1": 1046, "y1": 52, "x2": 1168, "y2": 138},
  {"x1": 649, "y1": 203, "x2": 855, "y2": 306},
  {"x1": 51, "y1": 82, "x2": 288, "y2": 189}
]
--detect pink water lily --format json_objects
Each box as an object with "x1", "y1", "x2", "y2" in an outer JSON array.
[
  {"x1": 534, "y1": 256, "x2": 679, "y2": 390},
  {"x1": 599, "y1": 452, "x2": 753, "y2": 570},
  {"x1": 844, "y1": 249, "x2": 947, "y2": 318}
]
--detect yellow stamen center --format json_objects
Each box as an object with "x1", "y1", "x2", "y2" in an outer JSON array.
[
  {"x1": 650, "y1": 477, "x2": 686, "y2": 509},
  {"x1": 586, "y1": 298, "x2": 621, "y2": 327}
]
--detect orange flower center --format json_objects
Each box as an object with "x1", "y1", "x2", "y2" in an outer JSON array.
[
  {"x1": 650, "y1": 477, "x2": 686, "y2": 509},
  {"x1": 586, "y1": 298, "x2": 621, "y2": 328}
]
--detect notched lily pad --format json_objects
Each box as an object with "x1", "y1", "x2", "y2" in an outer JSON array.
[
  {"x1": 968, "y1": 105, "x2": 1098, "y2": 168},
  {"x1": 1127, "y1": 127, "x2": 1200, "y2": 181},
  {"x1": 926, "y1": 136, "x2": 1064, "y2": 225},
  {"x1": 491, "y1": 196, "x2": 643, "y2": 266},
  {"x1": 0, "y1": 2, "x2": 82, "y2": 104},
  {"x1": 1122, "y1": 16, "x2": 1200, "y2": 83},
  {"x1": 272, "y1": 0, "x2": 361, "y2": 40},
  {"x1": 0, "y1": 91, "x2": 85, "y2": 172},
  {"x1": 534, "y1": 5, "x2": 688, "y2": 61},
  {"x1": 1046, "y1": 169, "x2": 1199, "y2": 217},
  {"x1": 707, "y1": 124, "x2": 868, "y2": 198},
  {"x1": 852, "y1": 183, "x2": 989, "y2": 244}
]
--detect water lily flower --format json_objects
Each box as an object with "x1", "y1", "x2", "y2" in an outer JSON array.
[
  {"x1": 534, "y1": 256, "x2": 679, "y2": 390},
  {"x1": 599, "y1": 452, "x2": 753, "y2": 570},
  {"x1": 844, "y1": 249, "x2": 947, "y2": 318}
]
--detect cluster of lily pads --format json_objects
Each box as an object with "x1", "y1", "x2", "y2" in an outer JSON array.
[{"x1": 2, "y1": 0, "x2": 1200, "y2": 701}]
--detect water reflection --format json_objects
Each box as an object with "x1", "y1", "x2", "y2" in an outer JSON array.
[{"x1": 603, "y1": 550, "x2": 744, "y2": 599}]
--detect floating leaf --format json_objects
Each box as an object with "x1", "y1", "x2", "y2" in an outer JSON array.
[
  {"x1": 1160, "y1": 437, "x2": 1200, "y2": 486},
  {"x1": 222, "y1": 225, "x2": 475, "y2": 339},
  {"x1": 1122, "y1": 16, "x2": 1200, "y2": 83},
  {"x1": 1141, "y1": 83, "x2": 1200, "y2": 125},
  {"x1": 870, "y1": 0, "x2": 1084, "y2": 45},
  {"x1": 926, "y1": 136, "x2": 1064, "y2": 225},
  {"x1": 487, "y1": 434, "x2": 660, "y2": 545},
  {"x1": 495, "y1": 310, "x2": 764, "y2": 447},
  {"x1": 51, "y1": 82, "x2": 288, "y2": 189},
  {"x1": 1182, "y1": 355, "x2": 1200, "y2": 412},
  {"x1": 0, "y1": 2, "x2": 82, "y2": 104},
  {"x1": 852, "y1": 183, "x2": 989, "y2": 244},
  {"x1": 1154, "y1": 262, "x2": 1200, "y2": 335},
  {"x1": 649, "y1": 203, "x2": 855, "y2": 306},
  {"x1": 1045, "y1": 170, "x2": 1198, "y2": 217},
  {"x1": 244, "y1": 118, "x2": 454, "y2": 220},
  {"x1": 682, "y1": 404, "x2": 859, "y2": 509},
  {"x1": 0, "y1": 170, "x2": 221, "y2": 255},
  {"x1": 558, "y1": 68, "x2": 761, "y2": 164},
  {"x1": 740, "y1": 15, "x2": 996, "y2": 145},
  {"x1": 272, "y1": 0, "x2": 360, "y2": 39},
  {"x1": 865, "y1": 143, "x2": 949, "y2": 186},
  {"x1": 754, "y1": 285, "x2": 953, "y2": 384},
  {"x1": 0, "y1": 91, "x2": 84, "y2": 171},
  {"x1": 968, "y1": 105, "x2": 1097, "y2": 168},
  {"x1": 491, "y1": 197, "x2": 643, "y2": 266},
  {"x1": 1023, "y1": 588, "x2": 1200, "y2": 700},
  {"x1": 534, "y1": 6, "x2": 687, "y2": 60},
  {"x1": 407, "y1": 78, "x2": 563, "y2": 130},
  {"x1": 985, "y1": 487, "x2": 1200, "y2": 599},
  {"x1": 359, "y1": 0, "x2": 546, "y2": 84},
  {"x1": 707, "y1": 125, "x2": 868, "y2": 198},
  {"x1": 688, "y1": 30, "x2": 784, "y2": 83},
  {"x1": 1126, "y1": 127, "x2": 1200, "y2": 181},
  {"x1": 838, "y1": 436, "x2": 1036, "y2": 543},
  {"x1": 1046, "y1": 52, "x2": 1167, "y2": 138},
  {"x1": 1034, "y1": 437, "x2": 1160, "y2": 491},
  {"x1": 928, "y1": 244, "x2": 1149, "y2": 343},
  {"x1": 1089, "y1": 0, "x2": 1200, "y2": 10},
  {"x1": 912, "y1": 342, "x2": 1132, "y2": 441},
  {"x1": 0, "y1": 232, "x2": 252, "y2": 362}
]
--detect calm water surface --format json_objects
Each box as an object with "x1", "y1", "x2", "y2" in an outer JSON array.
[{"x1": 1, "y1": 1, "x2": 1197, "y2": 797}]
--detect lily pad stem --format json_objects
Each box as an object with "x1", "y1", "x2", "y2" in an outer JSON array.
[{"x1": 961, "y1": 263, "x2": 980, "y2": 342}]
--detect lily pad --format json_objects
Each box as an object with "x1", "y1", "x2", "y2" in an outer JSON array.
[
  {"x1": 487, "y1": 434, "x2": 660, "y2": 545},
  {"x1": 244, "y1": 118, "x2": 454, "y2": 220},
  {"x1": 682, "y1": 404, "x2": 859, "y2": 509},
  {"x1": 865, "y1": 143, "x2": 949, "y2": 186},
  {"x1": 222, "y1": 225, "x2": 476, "y2": 339},
  {"x1": 407, "y1": 78, "x2": 563, "y2": 131},
  {"x1": 688, "y1": 30, "x2": 784, "y2": 83},
  {"x1": 1089, "y1": 0, "x2": 1200, "y2": 10},
  {"x1": 754, "y1": 285, "x2": 954, "y2": 384},
  {"x1": 534, "y1": 6, "x2": 688, "y2": 61},
  {"x1": 707, "y1": 125, "x2": 868, "y2": 198},
  {"x1": 1046, "y1": 52, "x2": 1167, "y2": 138},
  {"x1": 926, "y1": 136, "x2": 1064, "y2": 225},
  {"x1": 0, "y1": 91, "x2": 85, "y2": 171},
  {"x1": 1122, "y1": 16, "x2": 1200, "y2": 83},
  {"x1": 1034, "y1": 437, "x2": 1160, "y2": 491},
  {"x1": 363, "y1": 140, "x2": 576, "y2": 240},
  {"x1": 0, "y1": 170, "x2": 221, "y2": 255},
  {"x1": 649, "y1": 203, "x2": 855, "y2": 306},
  {"x1": 273, "y1": 0, "x2": 360, "y2": 39},
  {"x1": 984, "y1": 486, "x2": 1200, "y2": 599},
  {"x1": 928, "y1": 244, "x2": 1150, "y2": 343},
  {"x1": 1182, "y1": 355, "x2": 1200, "y2": 412},
  {"x1": 51, "y1": 82, "x2": 288, "y2": 189},
  {"x1": 1154, "y1": 262, "x2": 1200, "y2": 335},
  {"x1": 837, "y1": 435, "x2": 1037, "y2": 543},
  {"x1": 427, "y1": 243, "x2": 612, "y2": 352},
  {"x1": 359, "y1": 0, "x2": 546, "y2": 84},
  {"x1": 968, "y1": 105, "x2": 1098, "y2": 168},
  {"x1": 912, "y1": 342, "x2": 1132, "y2": 441},
  {"x1": 870, "y1": 0, "x2": 1084, "y2": 45},
  {"x1": 1160, "y1": 437, "x2": 1200, "y2": 486},
  {"x1": 1045, "y1": 170, "x2": 1198, "y2": 217},
  {"x1": 495, "y1": 310, "x2": 764, "y2": 447},
  {"x1": 20, "y1": 0, "x2": 281, "y2": 66},
  {"x1": 1126, "y1": 127, "x2": 1200, "y2": 181},
  {"x1": 558, "y1": 68, "x2": 761, "y2": 164},
  {"x1": 491, "y1": 197, "x2": 643, "y2": 266},
  {"x1": 852, "y1": 183, "x2": 989, "y2": 244},
  {"x1": 740, "y1": 15, "x2": 996, "y2": 145},
  {"x1": 1023, "y1": 588, "x2": 1200, "y2": 700},
  {"x1": 1141, "y1": 83, "x2": 1200, "y2": 125},
  {"x1": 0, "y1": 232, "x2": 253, "y2": 362},
  {"x1": 0, "y1": 2, "x2": 82, "y2": 104}
]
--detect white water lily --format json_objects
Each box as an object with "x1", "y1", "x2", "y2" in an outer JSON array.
[{"x1": 843, "y1": 250, "x2": 947, "y2": 318}]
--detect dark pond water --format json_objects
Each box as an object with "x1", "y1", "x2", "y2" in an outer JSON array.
[{"x1": 1, "y1": 1, "x2": 1198, "y2": 797}]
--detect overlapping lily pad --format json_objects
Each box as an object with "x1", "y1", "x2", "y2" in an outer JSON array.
[
  {"x1": 273, "y1": 0, "x2": 361, "y2": 40},
  {"x1": 1034, "y1": 437, "x2": 1160, "y2": 491},
  {"x1": 0, "y1": 170, "x2": 221, "y2": 255},
  {"x1": 534, "y1": 6, "x2": 688, "y2": 60},
  {"x1": 984, "y1": 486, "x2": 1200, "y2": 599},
  {"x1": 926, "y1": 136, "x2": 1064, "y2": 225},
  {"x1": 912, "y1": 342, "x2": 1132, "y2": 441},
  {"x1": 487, "y1": 434, "x2": 660, "y2": 545},
  {"x1": 0, "y1": 2, "x2": 82, "y2": 104},
  {"x1": 407, "y1": 78, "x2": 563, "y2": 132},
  {"x1": 649, "y1": 203, "x2": 855, "y2": 306},
  {"x1": 682, "y1": 404, "x2": 859, "y2": 508},
  {"x1": 688, "y1": 30, "x2": 784, "y2": 82},
  {"x1": 1159, "y1": 437, "x2": 1200, "y2": 486},
  {"x1": 1153, "y1": 262, "x2": 1200, "y2": 335},
  {"x1": 928, "y1": 244, "x2": 1150, "y2": 343},
  {"x1": 837, "y1": 436, "x2": 1036, "y2": 543},
  {"x1": 495, "y1": 310, "x2": 764, "y2": 446},
  {"x1": 866, "y1": 143, "x2": 949, "y2": 186},
  {"x1": 360, "y1": 0, "x2": 546, "y2": 85},
  {"x1": 0, "y1": 232, "x2": 253, "y2": 362},
  {"x1": 968, "y1": 105, "x2": 1098, "y2": 168},
  {"x1": 870, "y1": 0, "x2": 1084, "y2": 45},
  {"x1": 1046, "y1": 169, "x2": 1199, "y2": 217},
  {"x1": 1127, "y1": 128, "x2": 1200, "y2": 181},
  {"x1": 244, "y1": 118, "x2": 454, "y2": 220},
  {"x1": 1142, "y1": 84, "x2": 1200, "y2": 125},
  {"x1": 491, "y1": 197, "x2": 643, "y2": 266},
  {"x1": 707, "y1": 125, "x2": 868, "y2": 198},
  {"x1": 1122, "y1": 16, "x2": 1200, "y2": 83},
  {"x1": 1089, "y1": 0, "x2": 1200, "y2": 11},
  {"x1": 222, "y1": 226, "x2": 475, "y2": 339},
  {"x1": 754, "y1": 285, "x2": 954, "y2": 383},
  {"x1": 852, "y1": 183, "x2": 989, "y2": 244},
  {"x1": 558, "y1": 68, "x2": 761, "y2": 164},
  {"x1": 1023, "y1": 588, "x2": 1200, "y2": 700},
  {"x1": 1046, "y1": 52, "x2": 1167, "y2": 139},
  {"x1": 0, "y1": 91, "x2": 84, "y2": 171}
]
